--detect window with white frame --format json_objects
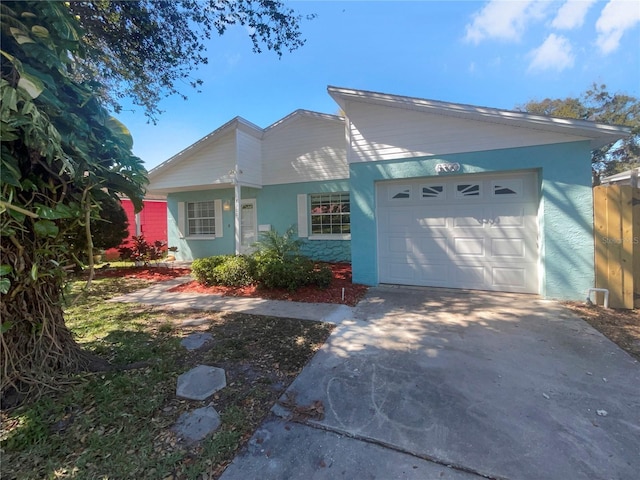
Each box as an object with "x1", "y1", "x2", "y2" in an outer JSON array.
[
  {"x1": 310, "y1": 193, "x2": 350, "y2": 236},
  {"x1": 187, "y1": 201, "x2": 216, "y2": 236}
]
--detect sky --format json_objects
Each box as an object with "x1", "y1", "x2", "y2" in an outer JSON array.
[{"x1": 115, "y1": 0, "x2": 640, "y2": 171}]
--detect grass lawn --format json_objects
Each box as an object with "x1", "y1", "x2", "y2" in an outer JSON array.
[{"x1": 1, "y1": 277, "x2": 334, "y2": 479}]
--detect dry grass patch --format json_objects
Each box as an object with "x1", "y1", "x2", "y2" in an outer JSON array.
[{"x1": 1, "y1": 277, "x2": 333, "y2": 480}]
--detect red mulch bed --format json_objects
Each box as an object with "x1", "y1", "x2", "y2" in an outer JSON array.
[{"x1": 169, "y1": 262, "x2": 368, "y2": 306}]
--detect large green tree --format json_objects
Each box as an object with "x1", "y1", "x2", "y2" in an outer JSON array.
[
  {"x1": 1, "y1": 1, "x2": 147, "y2": 402},
  {"x1": 0, "y1": 0, "x2": 308, "y2": 405},
  {"x1": 518, "y1": 84, "x2": 639, "y2": 178},
  {"x1": 68, "y1": 0, "x2": 311, "y2": 120}
]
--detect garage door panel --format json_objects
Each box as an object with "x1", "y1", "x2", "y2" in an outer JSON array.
[
  {"x1": 454, "y1": 265, "x2": 485, "y2": 286},
  {"x1": 387, "y1": 237, "x2": 412, "y2": 255},
  {"x1": 417, "y1": 263, "x2": 450, "y2": 284},
  {"x1": 415, "y1": 236, "x2": 448, "y2": 257},
  {"x1": 492, "y1": 266, "x2": 528, "y2": 289},
  {"x1": 384, "y1": 262, "x2": 418, "y2": 283},
  {"x1": 454, "y1": 238, "x2": 485, "y2": 257},
  {"x1": 384, "y1": 235, "x2": 448, "y2": 257},
  {"x1": 416, "y1": 206, "x2": 447, "y2": 228},
  {"x1": 491, "y1": 238, "x2": 526, "y2": 258},
  {"x1": 377, "y1": 171, "x2": 539, "y2": 294},
  {"x1": 388, "y1": 210, "x2": 416, "y2": 228},
  {"x1": 453, "y1": 207, "x2": 486, "y2": 228}
]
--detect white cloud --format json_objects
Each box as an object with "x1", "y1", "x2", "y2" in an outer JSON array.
[
  {"x1": 465, "y1": 0, "x2": 542, "y2": 43},
  {"x1": 528, "y1": 33, "x2": 575, "y2": 72},
  {"x1": 551, "y1": 0, "x2": 597, "y2": 29},
  {"x1": 596, "y1": 0, "x2": 640, "y2": 54}
]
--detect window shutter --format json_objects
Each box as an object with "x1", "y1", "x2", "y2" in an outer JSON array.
[
  {"x1": 297, "y1": 194, "x2": 308, "y2": 238},
  {"x1": 214, "y1": 199, "x2": 223, "y2": 238},
  {"x1": 177, "y1": 202, "x2": 185, "y2": 238}
]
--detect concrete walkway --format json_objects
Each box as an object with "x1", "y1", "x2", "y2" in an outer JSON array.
[
  {"x1": 108, "y1": 276, "x2": 354, "y2": 324},
  {"x1": 111, "y1": 281, "x2": 640, "y2": 479}
]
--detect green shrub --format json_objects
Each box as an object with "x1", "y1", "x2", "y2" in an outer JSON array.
[
  {"x1": 310, "y1": 263, "x2": 333, "y2": 289},
  {"x1": 252, "y1": 226, "x2": 302, "y2": 262},
  {"x1": 191, "y1": 227, "x2": 334, "y2": 291},
  {"x1": 191, "y1": 255, "x2": 226, "y2": 285},
  {"x1": 215, "y1": 255, "x2": 255, "y2": 286},
  {"x1": 253, "y1": 255, "x2": 331, "y2": 291},
  {"x1": 191, "y1": 255, "x2": 255, "y2": 287}
]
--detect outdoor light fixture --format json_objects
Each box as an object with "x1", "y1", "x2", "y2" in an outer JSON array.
[{"x1": 223, "y1": 200, "x2": 231, "y2": 211}]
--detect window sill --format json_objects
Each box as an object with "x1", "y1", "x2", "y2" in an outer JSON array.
[
  {"x1": 182, "y1": 235, "x2": 217, "y2": 240},
  {"x1": 308, "y1": 234, "x2": 351, "y2": 241}
]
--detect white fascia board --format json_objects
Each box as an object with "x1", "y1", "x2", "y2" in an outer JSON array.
[
  {"x1": 148, "y1": 116, "x2": 263, "y2": 180},
  {"x1": 146, "y1": 182, "x2": 236, "y2": 195},
  {"x1": 327, "y1": 86, "x2": 631, "y2": 148},
  {"x1": 601, "y1": 167, "x2": 640, "y2": 183},
  {"x1": 263, "y1": 109, "x2": 344, "y2": 135}
]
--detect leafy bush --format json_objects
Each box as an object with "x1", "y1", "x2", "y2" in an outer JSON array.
[
  {"x1": 118, "y1": 235, "x2": 175, "y2": 266},
  {"x1": 253, "y1": 255, "x2": 333, "y2": 291},
  {"x1": 191, "y1": 255, "x2": 254, "y2": 287},
  {"x1": 191, "y1": 228, "x2": 334, "y2": 291},
  {"x1": 252, "y1": 226, "x2": 302, "y2": 262},
  {"x1": 311, "y1": 263, "x2": 333, "y2": 289},
  {"x1": 213, "y1": 255, "x2": 255, "y2": 286},
  {"x1": 191, "y1": 256, "x2": 231, "y2": 285}
]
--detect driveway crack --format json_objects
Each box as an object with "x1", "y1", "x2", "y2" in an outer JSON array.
[{"x1": 287, "y1": 417, "x2": 509, "y2": 480}]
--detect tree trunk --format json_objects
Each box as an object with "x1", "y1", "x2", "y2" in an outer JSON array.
[{"x1": 0, "y1": 239, "x2": 93, "y2": 408}]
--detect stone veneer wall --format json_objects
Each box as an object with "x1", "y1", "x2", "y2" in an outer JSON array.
[{"x1": 300, "y1": 239, "x2": 351, "y2": 263}]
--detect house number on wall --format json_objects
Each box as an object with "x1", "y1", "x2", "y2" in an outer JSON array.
[{"x1": 436, "y1": 162, "x2": 461, "y2": 173}]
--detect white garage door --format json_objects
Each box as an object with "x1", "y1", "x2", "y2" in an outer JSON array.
[{"x1": 377, "y1": 171, "x2": 539, "y2": 294}]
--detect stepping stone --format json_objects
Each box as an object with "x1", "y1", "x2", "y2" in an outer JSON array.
[
  {"x1": 177, "y1": 365, "x2": 226, "y2": 401},
  {"x1": 180, "y1": 332, "x2": 213, "y2": 350},
  {"x1": 173, "y1": 406, "x2": 221, "y2": 443}
]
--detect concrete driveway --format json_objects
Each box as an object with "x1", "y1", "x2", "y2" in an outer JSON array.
[{"x1": 220, "y1": 286, "x2": 640, "y2": 480}]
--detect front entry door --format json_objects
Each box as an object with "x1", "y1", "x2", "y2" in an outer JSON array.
[{"x1": 240, "y1": 199, "x2": 257, "y2": 253}]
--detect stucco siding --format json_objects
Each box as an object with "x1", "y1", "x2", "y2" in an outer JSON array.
[
  {"x1": 167, "y1": 180, "x2": 351, "y2": 262},
  {"x1": 345, "y1": 101, "x2": 588, "y2": 163},
  {"x1": 349, "y1": 142, "x2": 594, "y2": 300},
  {"x1": 167, "y1": 189, "x2": 236, "y2": 261},
  {"x1": 300, "y1": 239, "x2": 351, "y2": 263},
  {"x1": 262, "y1": 116, "x2": 348, "y2": 185}
]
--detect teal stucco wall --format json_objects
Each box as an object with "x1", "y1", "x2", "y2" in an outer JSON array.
[
  {"x1": 167, "y1": 189, "x2": 235, "y2": 261},
  {"x1": 167, "y1": 180, "x2": 351, "y2": 263},
  {"x1": 349, "y1": 141, "x2": 595, "y2": 300},
  {"x1": 167, "y1": 142, "x2": 594, "y2": 300}
]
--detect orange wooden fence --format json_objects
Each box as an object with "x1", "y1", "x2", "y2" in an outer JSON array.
[{"x1": 593, "y1": 185, "x2": 640, "y2": 309}]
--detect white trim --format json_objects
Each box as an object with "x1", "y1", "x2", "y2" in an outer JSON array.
[
  {"x1": 264, "y1": 109, "x2": 343, "y2": 134},
  {"x1": 179, "y1": 200, "x2": 222, "y2": 239},
  {"x1": 148, "y1": 116, "x2": 262, "y2": 179},
  {"x1": 214, "y1": 199, "x2": 223, "y2": 238},
  {"x1": 240, "y1": 198, "x2": 257, "y2": 254},
  {"x1": 309, "y1": 234, "x2": 351, "y2": 241},
  {"x1": 297, "y1": 194, "x2": 308, "y2": 237},
  {"x1": 177, "y1": 202, "x2": 185, "y2": 239},
  {"x1": 328, "y1": 85, "x2": 630, "y2": 148}
]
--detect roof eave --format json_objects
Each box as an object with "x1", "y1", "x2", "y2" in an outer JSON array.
[
  {"x1": 148, "y1": 116, "x2": 263, "y2": 180},
  {"x1": 327, "y1": 85, "x2": 631, "y2": 148}
]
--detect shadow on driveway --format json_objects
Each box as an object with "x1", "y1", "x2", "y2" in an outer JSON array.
[{"x1": 221, "y1": 286, "x2": 640, "y2": 480}]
